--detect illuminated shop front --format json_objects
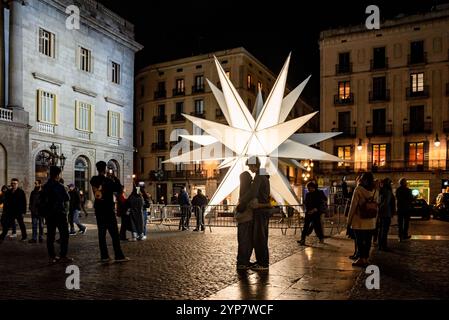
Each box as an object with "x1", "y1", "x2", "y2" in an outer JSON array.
[{"x1": 408, "y1": 180, "x2": 430, "y2": 203}]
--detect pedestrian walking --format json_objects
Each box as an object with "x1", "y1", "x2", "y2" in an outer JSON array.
[
  {"x1": 28, "y1": 180, "x2": 44, "y2": 243},
  {"x1": 127, "y1": 186, "x2": 145, "y2": 240},
  {"x1": 347, "y1": 172, "x2": 377, "y2": 267},
  {"x1": 40, "y1": 166, "x2": 73, "y2": 263},
  {"x1": 396, "y1": 178, "x2": 413, "y2": 242},
  {"x1": 297, "y1": 181, "x2": 326, "y2": 245},
  {"x1": 68, "y1": 184, "x2": 87, "y2": 235},
  {"x1": 192, "y1": 189, "x2": 207, "y2": 231},
  {"x1": 0, "y1": 178, "x2": 27, "y2": 242},
  {"x1": 90, "y1": 161, "x2": 129, "y2": 263}
]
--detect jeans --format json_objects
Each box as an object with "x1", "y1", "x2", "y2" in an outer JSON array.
[
  {"x1": 237, "y1": 220, "x2": 253, "y2": 265},
  {"x1": 377, "y1": 217, "x2": 391, "y2": 249},
  {"x1": 46, "y1": 214, "x2": 69, "y2": 258},
  {"x1": 354, "y1": 229, "x2": 373, "y2": 259},
  {"x1": 301, "y1": 212, "x2": 324, "y2": 241},
  {"x1": 253, "y1": 210, "x2": 270, "y2": 266},
  {"x1": 95, "y1": 212, "x2": 125, "y2": 260},
  {"x1": 195, "y1": 207, "x2": 205, "y2": 230},
  {"x1": 179, "y1": 206, "x2": 190, "y2": 230},
  {"x1": 397, "y1": 212, "x2": 410, "y2": 240},
  {"x1": 71, "y1": 209, "x2": 86, "y2": 232},
  {"x1": 31, "y1": 214, "x2": 44, "y2": 240},
  {"x1": 143, "y1": 209, "x2": 148, "y2": 235}
]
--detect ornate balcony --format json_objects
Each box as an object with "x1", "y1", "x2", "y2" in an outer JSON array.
[
  {"x1": 370, "y1": 58, "x2": 388, "y2": 71},
  {"x1": 0, "y1": 108, "x2": 13, "y2": 122},
  {"x1": 333, "y1": 127, "x2": 356, "y2": 138},
  {"x1": 151, "y1": 142, "x2": 168, "y2": 151},
  {"x1": 172, "y1": 88, "x2": 185, "y2": 97},
  {"x1": 192, "y1": 85, "x2": 205, "y2": 94},
  {"x1": 403, "y1": 121, "x2": 432, "y2": 135},
  {"x1": 154, "y1": 90, "x2": 166, "y2": 100},
  {"x1": 335, "y1": 63, "x2": 352, "y2": 75},
  {"x1": 152, "y1": 115, "x2": 167, "y2": 125},
  {"x1": 190, "y1": 111, "x2": 206, "y2": 119},
  {"x1": 171, "y1": 114, "x2": 186, "y2": 123},
  {"x1": 369, "y1": 90, "x2": 390, "y2": 103},
  {"x1": 334, "y1": 93, "x2": 354, "y2": 106},
  {"x1": 406, "y1": 86, "x2": 430, "y2": 99},
  {"x1": 407, "y1": 52, "x2": 427, "y2": 65},
  {"x1": 366, "y1": 125, "x2": 393, "y2": 137}
]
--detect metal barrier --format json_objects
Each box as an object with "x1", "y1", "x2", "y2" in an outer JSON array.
[{"x1": 146, "y1": 202, "x2": 349, "y2": 236}]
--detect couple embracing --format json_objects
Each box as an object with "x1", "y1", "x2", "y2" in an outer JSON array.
[{"x1": 235, "y1": 157, "x2": 273, "y2": 271}]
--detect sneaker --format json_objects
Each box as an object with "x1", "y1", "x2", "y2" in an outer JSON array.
[
  {"x1": 9, "y1": 234, "x2": 17, "y2": 239},
  {"x1": 28, "y1": 239, "x2": 37, "y2": 244},
  {"x1": 251, "y1": 263, "x2": 269, "y2": 271},
  {"x1": 114, "y1": 257, "x2": 131, "y2": 263},
  {"x1": 20, "y1": 237, "x2": 28, "y2": 242},
  {"x1": 79, "y1": 227, "x2": 87, "y2": 235},
  {"x1": 49, "y1": 256, "x2": 60, "y2": 264},
  {"x1": 297, "y1": 240, "x2": 306, "y2": 246},
  {"x1": 193, "y1": 228, "x2": 199, "y2": 232},
  {"x1": 69, "y1": 231, "x2": 77, "y2": 236},
  {"x1": 128, "y1": 238, "x2": 137, "y2": 242},
  {"x1": 59, "y1": 257, "x2": 74, "y2": 263}
]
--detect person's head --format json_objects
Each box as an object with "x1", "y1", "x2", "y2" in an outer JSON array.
[
  {"x1": 246, "y1": 156, "x2": 261, "y2": 173},
  {"x1": 96, "y1": 161, "x2": 107, "y2": 174},
  {"x1": 399, "y1": 178, "x2": 407, "y2": 187},
  {"x1": 197, "y1": 189, "x2": 202, "y2": 195},
  {"x1": 49, "y1": 166, "x2": 62, "y2": 181},
  {"x1": 10, "y1": 179, "x2": 19, "y2": 190},
  {"x1": 359, "y1": 172, "x2": 375, "y2": 191},
  {"x1": 306, "y1": 181, "x2": 317, "y2": 192},
  {"x1": 382, "y1": 178, "x2": 392, "y2": 190},
  {"x1": 34, "y1": 180, "x2": 42, "y2": 190},
  {"x1": 68, "y1": 183, "x2": 75, "y2": 191}
]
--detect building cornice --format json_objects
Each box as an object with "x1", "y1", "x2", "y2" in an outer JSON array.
[
  {"x1": 32, "y1": 72, "x2": 64, "y2": 86},
  {"x1": 104, "y1": 96, "x2": 125, "y2": 107},
  {"x1": 72, "y1": 86, "x2": 97, "y2": 98},
  {"x1": 37, "y1": 0, "x2": 143, "y2": 52}
]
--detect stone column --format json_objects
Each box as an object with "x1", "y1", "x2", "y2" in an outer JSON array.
[
  {"x1": 7, "y1": 0, "x2": 23, "y2": 109},
  {"x1": 0, "y1": 1, "x2": 5, "y2": 108}
]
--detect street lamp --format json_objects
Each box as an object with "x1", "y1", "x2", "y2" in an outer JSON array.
[
  {"x1": 38, "y1": 142, "x2": 66, "y2": 171},
  {"x1": 434, "y1": 134, "x2": 440, "y2": 147},
  {"x1": 357, "y1": 138, "x2": 363, "y2": 151}
]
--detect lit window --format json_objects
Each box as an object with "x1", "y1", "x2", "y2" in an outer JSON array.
[
  {"x1": 372, "y1": 144, "x2": 387, "y2": 167},
  {"x1": 111, "y1": 61, "x2": 120, "y2": 84},
  {"x1": 257, "y1": 81, "x2": 263, "y2": 91},
  {"x1": 411, "y1": 73, "x2": 424, "y2": 92},
  {"x1": 247, "y1": 74, "x2": 253, "y2": 89},
  {"x1": 194, "y1": 100, "x2": 204, "y2": 114},
  {"x1": 338, "y1": 81, "x2": 351, "y2": 99},
  {"x1": 75, "y1": 101, "x2": 93, "y2": 132},
  {"x1": 408, "y1": 142, "x2": 424, "y2": 166},
  {"x1": 337, "y1": 146, "x2": 351, "y2": 167},
  {"x1": 176, "y1": 79, "x2": 185, "y2": 92},
  {"x1": 39, "y1": 28, "x2": 55, "y2": 58},
  {"x1": 37, "y1": 90, "x2": 57, "y2": 124},
  {"x1": 79, "y1": 47, "x2": 92, "y2": 72},
  {"x1": 108, "y1": 111, "x2": 122, "y2": 138}
]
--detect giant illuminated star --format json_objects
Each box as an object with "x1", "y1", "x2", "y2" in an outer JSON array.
[{"x1": 165, "y1": 54, "x2": 343, "y2": 209}]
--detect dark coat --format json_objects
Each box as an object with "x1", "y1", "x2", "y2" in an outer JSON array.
[
  {"x1": 69, "y1": 189, "x2": 81, "y2": 211},
  {"x1": 29, "y1": 189, "x2": 41, "y2": 215},
  {"x1": 396, "y1": 185, "x2": 413, "y2": 214},
  {"x1": 41, "y1": 180, "x2": 70, "y2": 217},
  {"x1": 3, "y1": 188, "x2": 27, "y2": 217},
  {"x1": 178, "y1": 190, "x2": 191, "y2": 206},
  {"x1": 192, "y1": 193, "x2": 208, "y2": 208}
]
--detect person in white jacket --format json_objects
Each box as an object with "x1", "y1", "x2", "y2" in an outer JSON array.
[{"x1": 347, "y1": 172, "x2": 377, "y2": 267}]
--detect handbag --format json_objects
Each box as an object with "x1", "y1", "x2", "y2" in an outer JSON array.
[
  {"x1": 234, "y1": 199, "x2": 258, "y2": 224},
  {"x1": 360, "y1": 191, "x2": 378, "y2": 219}
]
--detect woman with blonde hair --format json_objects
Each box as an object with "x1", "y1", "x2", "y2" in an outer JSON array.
[{"x1": 347, "y1": 172, "x2": 377, "y2": 267}]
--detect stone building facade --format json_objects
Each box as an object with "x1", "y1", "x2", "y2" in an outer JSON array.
[
  {"x1": 1, "y1": 0, "x2": 142, "y2": 199},
  {"x1": 319, "y1": 5, "x2": 449, "y2": 203}
]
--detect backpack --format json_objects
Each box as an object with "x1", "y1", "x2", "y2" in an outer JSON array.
[{"x1": 360, "y1": 191, "x2": 378, "y2": 219}]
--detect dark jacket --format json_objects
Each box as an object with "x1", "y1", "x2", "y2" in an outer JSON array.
[
  {"x1": 305, "y1": 190, "x2": 326, "y2": 214},
  {"x1": 396, "y1": 185, "x2": 413, "y2": 214},
  {"x1": 41, "y1": 180, "x2": 70, "y2": 217},
  {"x1": 69, "y1": 189, "x2": 81, "y2": 211},
  {"x1": 3, "y1": 188, "x2": 27, "y2": 217},
  {"x1": 178, "y1": 190, "x2": 191, "y2": 206},
  {"x1": 192, "y1": 193, "x2": 208, "y2": 208},
  {"x1": 379, "y1": 187, "x2": 395, "y2": 218},
  {"x1": 90, "y1": 175, "x2": 122, "y2": 213},
  {"x1": 240, "y1": 174, "x2": 270, "y2": 205},
  {"x1": 126, "y1": 193, "x2": 144, "y2": 217},
  {"x1": 29, "y1": 188, "x2": 41, "y2": 215}
]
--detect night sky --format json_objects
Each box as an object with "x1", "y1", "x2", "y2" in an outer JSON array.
[{"x1": 98, "y1": 0, "x2": 448, "y2": 106}]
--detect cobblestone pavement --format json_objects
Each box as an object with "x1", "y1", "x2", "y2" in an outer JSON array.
[
  {"x1": 0, "y1": 213, "x2": 304, "y2": 300},
  {"x1": 350, "y1": 218, "x2": 449, "y2": 299}
]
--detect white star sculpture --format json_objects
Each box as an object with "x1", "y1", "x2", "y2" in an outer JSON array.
[{"x1": 165, "y1": 54, "x2": 343, "y2": 209}]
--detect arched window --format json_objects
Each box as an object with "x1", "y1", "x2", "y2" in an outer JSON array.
[
  {"x1": 107, "y1": 159, "x2": 120, "y2": 178},
  {"x1": 75, "y1": 156, "x2": 90, "y2": 199},
  {"x1": 35, "y1": 150, "x2": 52, "y2": 183}
]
